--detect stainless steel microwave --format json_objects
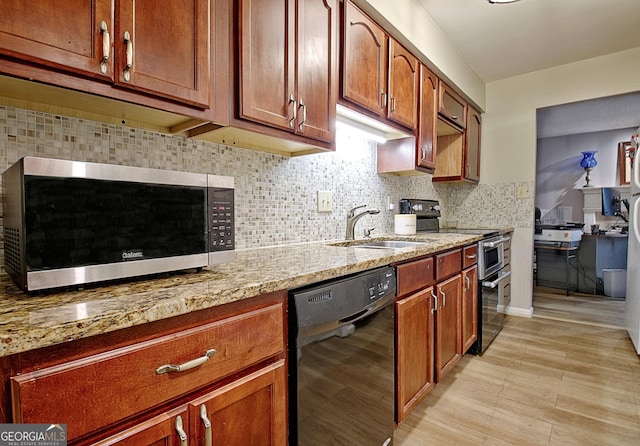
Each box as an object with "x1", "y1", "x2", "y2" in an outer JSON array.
[{"x1": 2, "y1": 157, "x2": 235, "y2": 291}]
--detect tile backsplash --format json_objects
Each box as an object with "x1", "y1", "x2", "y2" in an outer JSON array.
[{"x1": 0, "y1": 105, "x2": 532, "y2": 269}]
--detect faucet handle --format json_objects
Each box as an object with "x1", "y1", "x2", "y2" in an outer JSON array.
[
  {"x1": 364, "y1": 227, "x2": 375, "y2": 238},
  {"x1": 348, "y1": 204, "x2": 367, "y2": 218}
]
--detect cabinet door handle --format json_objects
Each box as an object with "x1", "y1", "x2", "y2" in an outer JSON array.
[
  {"x1": 156, "y1": 349, "x2": 217, "y2": 374},
  {"x1": 451, "y1": 115, "x2": 458, "y2": 120},
  {"x1": 431, "y1": 289, "x2": 438, "y2": 314},
  {"x1": 380, "y1": 91, "x2": 388, "y2": 108},
  {"x1": 123, "y1": 31, "x2": 133, "y2": 81},
  {"x1": 298, "y1": 99, "x2": 306, "y2": 131},
  {"x1": 289, "y1": 94, "x2": 297, "y2": 129},
  {"x1": 465, "y1": 276, "x2": 470, "y2": 290},
  {"x1": 390, "y1": 96, "x2": 396, "y2": 112},
  {"x1": 439, "y1": 289, "x2": 446, "y2": 308},
  {"x1": 175, "y1": 415, "x2": 188, "y2": 446},
  {"x1": 200, "y1": 404, "x2": 212, "y2": 446},
  {"x1": 99, "y1": 21, "x2": 110, "y2": 74}
]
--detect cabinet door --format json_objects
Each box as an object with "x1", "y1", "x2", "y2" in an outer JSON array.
[
  {"x1": 462, "y1": 266, "x2": 478, "y2": 353},
  {"x1": 91, "y1": 406, "x2": 189, "y2": 446},
  {"x1": 0, "y1": 0, "x2": 113, "y2": 80},
  {"x1": 189, "y1": 361, "x2": 287, "y2": 446},
  {"x1": 438, "y1": 82, "x2": 466, "y2": 129},
  {"x1": 417, "y1": 65, "x2": 437, "y2": 170},
  {"x1": 465, "y1": 107, "x2": 482, "y2": 182},
  {"x1": 387, "y1": 39, "x2": 418, "y2": 129},
  {"x1": 296, "y1": 0, "x2": 338, "y2": 142},
  {"x1": 435, "y1": 274, "x2": 462, "y2": 382},
  {"x1": 116, "y1": 0, "x2": 210, "y2": 107},
  {"x1": 396, "y1": 287, "x2": 435, "y2": 423},
  {"x1": 342, "y1": 0, "x2": 387, "y2": 117},
  {"x1": 238, "y1": 0, "x2": 296, "y2": 131}
]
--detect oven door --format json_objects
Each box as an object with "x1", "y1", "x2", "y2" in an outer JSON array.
[
  {"x1": 476, "y1": 269, "x2": 511, "y2": 353},
  {"x1": 479, "y1": 238, "x2": 505, "y2": 279}
]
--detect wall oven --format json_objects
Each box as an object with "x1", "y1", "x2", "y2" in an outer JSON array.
[{"x1": 471, "y1": 233, "x2": 511, "y2": 354}]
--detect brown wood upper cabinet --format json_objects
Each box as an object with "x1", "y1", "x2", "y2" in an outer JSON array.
[
  {"x1": 433, "y1": 105, "x2": 482, "y2": 183},
  {"x1": 465, "y1": 106, "x2": 482, "y2": 182},
  {"x1": 0, "y1": 0, "x2": 211, "y2": 108},
  {"x1": 0, "y1": 0, "x2": 113, "y2": 81},
  {"x1": 376, "y1": 63, "x2": 437, "y2": 174},
  {"x1": 342, "y1": 1, "x2": 418, "y2": 131},
  {"x1": 438, "y1": 81, "x2": 467, "y2": 130},
  {"x1": 238, "y1": 0, "x2": 338, "y2": 143},
  {"x1": 417, "y1": 64, "x2": 438, "y2": 170}
]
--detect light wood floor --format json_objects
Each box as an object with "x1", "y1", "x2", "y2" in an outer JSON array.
[
  {"x1": 396, "y1": 312, "x2": 640, "y2": 445},
  {"x1": 532, "y1": 286, "x2": 626, "y2": 328}
]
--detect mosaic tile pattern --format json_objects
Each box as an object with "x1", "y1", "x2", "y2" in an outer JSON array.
[{"x1": 0, "y1": 105, "x2": 532, "y2": 267}]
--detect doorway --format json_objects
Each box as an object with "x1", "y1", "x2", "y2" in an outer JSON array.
[{"x1": 533, "y1": 93, "x2": 639, "y2": 327}]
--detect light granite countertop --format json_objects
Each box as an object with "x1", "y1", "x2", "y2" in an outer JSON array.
[{"x1": 0, "y1": 232, "x2": 489, "y2": 358}]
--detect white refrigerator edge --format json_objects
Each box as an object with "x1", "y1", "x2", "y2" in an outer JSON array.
[{"x1": 625, "y1": 127, "x2": 640, "y2": 354}]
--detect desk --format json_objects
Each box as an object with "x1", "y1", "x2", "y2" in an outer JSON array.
[
  {"x1": 576, "y1": 234, "x2": 628, "y2": 294},
  {"x1": 534, "y1": 244, "x2": 580, "y2": 296}
]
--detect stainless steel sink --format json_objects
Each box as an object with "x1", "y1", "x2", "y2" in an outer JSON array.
[
  {"x1": 328, "y1": 239, "x2": 428, "y2": 249},
  {"x1": 356, "y1": 240, "x2": 426, "y2": 249}
]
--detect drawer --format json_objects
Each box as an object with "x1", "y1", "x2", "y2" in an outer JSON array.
[
  {"x1": 397, "y1": 256, "x2": 435, "y2": 297},
  {"x1": 462, "y1": 244, "x2": 478, "y2": 269},
  {"x1": 435, "y1": 249, "x2": 462, "y2": 281},
  {"x1": 11, "y1": 301, "x2": 285, "y2": 441}
]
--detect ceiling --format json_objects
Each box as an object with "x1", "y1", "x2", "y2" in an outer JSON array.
[
  {"x1": 417, "y1": 0, "x2": 640, "y2": 83},
  {"x1": 417, "y1": 0, "x2": 640, "y2": 138}
]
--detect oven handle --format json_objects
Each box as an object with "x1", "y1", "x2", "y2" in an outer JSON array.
[
  {"x1": 482, "y1": 271, "x2": 511, "y2": 289},
  {"x1": 483, "y1": 236, "x2": 510, "y2": 249}
]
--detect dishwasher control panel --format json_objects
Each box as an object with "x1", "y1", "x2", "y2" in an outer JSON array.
[{"x1": 290, "y1": 266, "x2": 396, "y2": 330}]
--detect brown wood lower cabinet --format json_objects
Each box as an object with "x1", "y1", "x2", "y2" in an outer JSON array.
[
  {"x1": 462, "y1": 265, "x2": 479, "y2": 353},
  {"x1": 94, "y1": 360, "x2": 286, "y2": 446},
  {"x1": 396, "y1": 286, "x2": 435, "y2": 423},
  {"x1": 395, "y1": 243, "x2": 478, "y2": 422},
  {"x1": 7, "y1": 292, "x2": 287, "y2": 445},
  {"x1": 434, "y1": 274, "x2": 462, "y2": 382}
]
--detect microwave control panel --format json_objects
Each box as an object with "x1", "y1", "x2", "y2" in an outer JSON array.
[{"x1": 208, "y1": 188, "x2": 235, "y2": 252}]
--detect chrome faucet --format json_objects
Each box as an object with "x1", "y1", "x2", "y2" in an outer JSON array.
[{"x1": 345, "y1": 205, "x2": 380, "y2": 240}]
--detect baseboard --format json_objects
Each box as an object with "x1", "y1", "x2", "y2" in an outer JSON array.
[{"x1": 506, "y1": 306, "x2": 534, "y2": 318}]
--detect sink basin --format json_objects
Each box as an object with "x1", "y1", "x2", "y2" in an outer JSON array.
[
  {"x1": 328, "y1": 239, "x2": 427, "y2": 249},
  {"x1": 356, "y1": 240, "x2": 426, "y2": 249}
]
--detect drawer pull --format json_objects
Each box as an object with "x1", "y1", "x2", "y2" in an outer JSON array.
[
  {"x1": 156, "y1": 349, "x2": 217, "y2": 375},
  {"x1": 200, "y1": 404, "x2": 212, "y2": 446},
  {"x1": 466, "y1": 254, "x2": 477, "y2": 259},
  {"x1": 175, "y1": 415, "x2": 188, "y2": 446}
]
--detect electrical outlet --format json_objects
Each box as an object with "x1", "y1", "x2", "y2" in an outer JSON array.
[
  {"x1": 317, "y1": 191, "x2": 333, "y2": 212},
  {"x1": 516, "y1": 185, "x2": 529, "y2": 199}
]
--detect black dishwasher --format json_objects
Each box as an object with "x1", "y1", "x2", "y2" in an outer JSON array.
[{"x1": 288, "y1": 266, "x2": 396, "y2": 446}]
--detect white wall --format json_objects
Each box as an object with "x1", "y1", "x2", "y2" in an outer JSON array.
[
  {"x1": 485, "y1": 47, "x2": 640, "y2": 315},
  {"x1": 536, "y1": 128, "x2": 634, "y2": 225}
]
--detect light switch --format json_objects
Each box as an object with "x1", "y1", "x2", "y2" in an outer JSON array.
[{"x1": 317, "y1": 191, "x2": 333, "y2": 212}]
